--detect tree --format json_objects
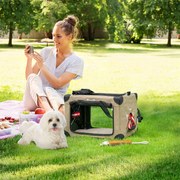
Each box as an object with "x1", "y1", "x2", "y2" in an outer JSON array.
[
  {"x1": 64, "y1": 0, "x2": 108, "y2": 41},
  {"x1": 31, "y1": 0, "x2": 67, "y2": 39},
  {"x1": 122, "y1": 0, "x2": 180, "y2": 46},
  {"x1": 0, "y1": 0, "x2": 34, "y2": 46},
  {"x1": 106, "y1": 0, "x2": 124, "y2": 42}
]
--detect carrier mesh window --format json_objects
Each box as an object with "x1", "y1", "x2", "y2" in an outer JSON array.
[
  {"x1": 91, "y1": 106, "x2": 113, "y2": 128},
  {"x1": 70, "y1": 102, "x2": 113, "y2": 136}
]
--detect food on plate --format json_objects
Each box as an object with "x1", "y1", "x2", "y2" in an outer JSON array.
[
  {"x1": 0, "y1": 121, "x2": 11, "y2": 129},
  {"x1": 22, "y1": 110, "x2": 30, "y2": 114},
  {"x1": 0, "y1": 117, "x2": 18, "y2": 123}
]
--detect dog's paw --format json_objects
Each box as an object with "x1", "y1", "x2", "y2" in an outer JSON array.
[
  {"x1": 58, "y1": 142, "x2": 68, "y2": 149},
  {"x1": 18, "y1": 138, "x2": 29, "y2": 145},
  {"x1": 50, "y1": 143, "x2": 67, "y2": 149}
]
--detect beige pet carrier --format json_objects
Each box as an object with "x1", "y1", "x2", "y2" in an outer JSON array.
[{"x1": 64, "y1": 89, "x2": 142, "y2": 139}]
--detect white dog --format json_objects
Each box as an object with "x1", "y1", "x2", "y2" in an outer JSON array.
[{"x1": 18, "y1": 110, "x2": 68, "y2": 149}]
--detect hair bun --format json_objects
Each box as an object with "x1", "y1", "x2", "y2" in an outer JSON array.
[{"x1": 64, "y1": 15, "x2": 78, "y2": 27}]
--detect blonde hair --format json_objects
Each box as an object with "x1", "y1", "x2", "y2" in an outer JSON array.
[{"x1": 55, "y1": 15, "x2": 79, "y2": 41}]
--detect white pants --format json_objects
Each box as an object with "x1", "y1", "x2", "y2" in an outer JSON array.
[{"x1": 23, "y1": 73, "x2": 64, "y2": 111}]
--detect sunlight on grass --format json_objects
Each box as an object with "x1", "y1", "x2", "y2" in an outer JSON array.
[
  {"x1": 69, "y1": 48, "x2": 180, "y2": 96},
  {"x1": 0, "y1": 40, "x2": 180, "y2": 96},
  {"x1": 1, "y1": 149, "x2": 171, "y2": 179},
  {"x1": 2, "y1": 153, "x2": 116, "y2": 179},
  {"x1": 1, "y1": 120, "x2": 179, "y2": 179},
  {"x1": 4, "y1": 164, "x2": 71, "y2": 179}
]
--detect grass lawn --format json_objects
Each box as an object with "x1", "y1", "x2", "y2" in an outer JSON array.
[{"x1": 0, "y1": 39, "x2": 180, "y2": 179}]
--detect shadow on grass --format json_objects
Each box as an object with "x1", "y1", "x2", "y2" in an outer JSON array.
[
  {"x1": 0, "y1": 44, "x2": 47, "y2": 50},
  {"x1": 1, "y1": 39, "x2": 179, "y2": 54},
  {"x1": 0, "y1": 92, "x2": 180, "y2": 179},
  {"x1": 74, "y1": 40, "x2": 180, "y2": 54},
  {"x1": 116, "y1": 149, "x2": 180, "y2": 180},
  {"x1": 1, "y1": 135, "x2": 179, "y2": 179}
]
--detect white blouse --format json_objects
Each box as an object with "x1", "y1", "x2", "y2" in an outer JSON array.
[{"x1": 38, "y1": 47, "x2": 84, "y2": 95}]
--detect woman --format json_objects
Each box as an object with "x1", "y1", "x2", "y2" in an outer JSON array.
[{"x1": 23, "y1": 15, "x2": 84, "y2": 113}]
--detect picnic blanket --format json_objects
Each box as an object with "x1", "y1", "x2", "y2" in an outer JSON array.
[
  {"x1": 0, "y1": 100, "x2": 24, "y2": 119},
  {"x1": 0, "y1": 100, "x2": 24, "y2": 140},
  {"x1": 0, "y1": 124, "x2": 20, "y2": 140}
]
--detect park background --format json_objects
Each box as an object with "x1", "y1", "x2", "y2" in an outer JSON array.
[{"x1": 0, "y1": 0, "x2": 180, "y2": 179}]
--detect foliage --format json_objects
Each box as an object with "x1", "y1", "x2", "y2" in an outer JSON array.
[
  {"x1": 0, "y1": 0, "x2": 34, "y2": 46},
  {"x1": 106, "y1": 0, "x2": 124, "y2": 42},
  {"x1": 31, "y1": 0, "x2": 67, "y2": 38},
  {"x1": 0, "y1": 0, "x2": 179, "y2": 45},
  {"x1": 64, "y1": 0, "x2": 108, "y2": 41},
  {"x1": 122, "y1": 0, "x2": 180, "y2": 46}
]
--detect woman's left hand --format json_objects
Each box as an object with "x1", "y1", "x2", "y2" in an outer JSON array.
[{"x1": 32, "y1": 52, "x2": 44, "y2": 69}]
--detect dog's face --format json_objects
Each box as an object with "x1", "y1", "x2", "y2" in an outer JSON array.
[{"x1": 39, "y1": 110, "x2": 66, "y2": 133}]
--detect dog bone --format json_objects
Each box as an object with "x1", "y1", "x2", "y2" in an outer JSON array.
[{"x1": 100, "y1": 140, "x2": 149, "y2": 146}]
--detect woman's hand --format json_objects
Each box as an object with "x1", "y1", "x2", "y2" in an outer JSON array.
[
  {"x1": 24, "y1": 45, "x2": 33, "y2": 60},
  {"x1": 32, "y1": 52, "x2": 44, "y2": 69}
]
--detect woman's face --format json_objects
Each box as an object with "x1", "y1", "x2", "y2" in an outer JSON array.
[{"x1": 52, "y1": 25, "x2": 72, "y2": 50}]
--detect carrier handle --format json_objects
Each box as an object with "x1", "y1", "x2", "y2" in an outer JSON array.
[
  {"x1": 72, "y1": 88, "x2": 130, "y2": 97},
  {"x1": 70, "y1": 100, "x2": 113, "y2": 119},
  {"x1": 72, "y1": 89, "x2": 94, "y2": 95}
]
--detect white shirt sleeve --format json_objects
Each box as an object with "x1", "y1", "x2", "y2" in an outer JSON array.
[{"x1": 65, "y1": 54, "x2": 84, "y2": 79}]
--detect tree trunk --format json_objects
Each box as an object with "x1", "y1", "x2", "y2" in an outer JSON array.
[
  {"x1": 87, "y1": 23, "x2": 94, "y2": 41},
  {"x1": 80, "y1": 24, "x2": 95, "y2": 41},
  {"x1": 8, "y1": 23, "x2": 13, "y2": 47},
  {"x1": 167, "y1": 29, "x2": 171, "y2": 47},
  {"x1": 44, "y1": 31, "x2": 52, "y2": 39},
  {"x1": 167, "y1": 22, "x2": 172, "y2": 47}
]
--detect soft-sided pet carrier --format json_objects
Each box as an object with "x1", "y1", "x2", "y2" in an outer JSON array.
[{"x1": 64, "y1": 89, "x2": 143, "y2": 139}]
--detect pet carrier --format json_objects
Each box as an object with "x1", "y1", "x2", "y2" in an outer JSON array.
[{"x1": 64, "y1": 89, "x2": 142, "y2": 139}]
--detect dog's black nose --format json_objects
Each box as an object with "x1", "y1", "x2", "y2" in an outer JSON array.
[{"x1": 53, "y1": 123, "x2": 57, "y2": 127}]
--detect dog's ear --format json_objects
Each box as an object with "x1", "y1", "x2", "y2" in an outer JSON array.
[
  {"x1": 39, "y1": 113, "x2": 49, "y2": 131},
  {"x1": 57, "y1": 111, "x2": 67, "y2": 128},
  {"x1": 62, "y1": 114, "x2": 67, "y2": 128}
]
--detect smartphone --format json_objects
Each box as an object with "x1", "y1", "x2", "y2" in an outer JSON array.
[{"x1": 28, "y1": 46, "x2": 34, "y2": 54}]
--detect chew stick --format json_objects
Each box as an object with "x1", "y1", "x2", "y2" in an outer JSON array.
[{"x1": 100, "y1": 140, "x2": 149, "y2": 146}]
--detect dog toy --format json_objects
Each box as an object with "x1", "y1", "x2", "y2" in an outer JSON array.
[{"x1": 100, "y1": 140, "x2": 149, "y2": 146}]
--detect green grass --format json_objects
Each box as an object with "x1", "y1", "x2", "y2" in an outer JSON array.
[{"x1": 0, "y1": 39, "x2": 180, "y2": 179}]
